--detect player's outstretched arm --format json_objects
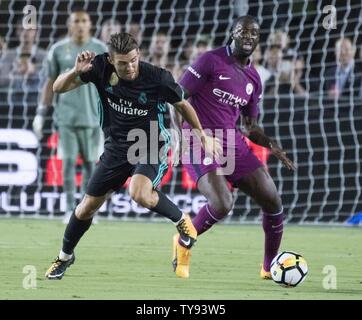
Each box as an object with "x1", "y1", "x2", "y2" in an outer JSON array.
[
  {"x1": 173, "y1": 99, "x2": 222, "y2": 158},
  {"x1": 243, "y1": 116, "x2": 296, "y2": 171},
  {"x1": 53, "y1": 50, "x2": 95, "y2": 93}
]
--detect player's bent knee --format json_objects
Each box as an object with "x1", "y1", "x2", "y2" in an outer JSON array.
[
  {"x1": 262, "y1": 193, "x2": 283, "y2": 214},
  {"x1": 75, "y1": 194, "x2": 105, "y2": 219},
  {"x1": 129, "y1": 188, "x2": 153, "y2": 208},
  {"x1": 211, "y1": 194, "x2": 233, "y2": 216}
]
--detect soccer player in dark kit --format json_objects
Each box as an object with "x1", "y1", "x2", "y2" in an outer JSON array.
[
  {"x1": 172, "y1": 16, "x2": 296, "y2": 279},
  {"x1": 45, "y1": 32, "x2": 221, "y2": 280}
]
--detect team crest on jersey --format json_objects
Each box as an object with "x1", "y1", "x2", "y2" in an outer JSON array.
[
  {"x1": 109, "y1": 72, "x2": 119, "y2": 86},
  {"x1": 138, "y1": 92, "x2": 147, "y2": 104},
  {"x1": 246, "y1": 83, "x2": 253, "y2": 95}
]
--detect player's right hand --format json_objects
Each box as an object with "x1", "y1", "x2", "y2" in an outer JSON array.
[
  {"x1": 75, "y1": 50, "x2": 95, "y2": 74},
  {"x1": 201, "y1": 134, "x2": 223, "y2": 159},
  {"x1": 32, "y1": 114, "x2": 45, "y2": 140},
  {"x1": 270, "y1": 143, "x2": 296, "y2": 171}
]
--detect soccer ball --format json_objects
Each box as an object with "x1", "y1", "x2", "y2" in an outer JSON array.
[{"x1": 270, "y1": 251, "x2": 308, "y2": 287}]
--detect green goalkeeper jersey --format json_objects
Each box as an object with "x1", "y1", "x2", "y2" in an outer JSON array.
[{"x1": 46, "y1": 37, "x2": 107, "y2": 127}]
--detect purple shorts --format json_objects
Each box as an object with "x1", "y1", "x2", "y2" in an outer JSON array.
[{"x1": 182, "y1": 131, "x2": 263, "y2": 186}]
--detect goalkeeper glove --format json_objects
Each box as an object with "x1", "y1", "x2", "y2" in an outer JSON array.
[{"x1": 32, "y1": 104, "x2": 48, "y2": 140}]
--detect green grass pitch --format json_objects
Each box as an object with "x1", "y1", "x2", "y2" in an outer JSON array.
[{"x1": 0, "y1": 219, "x2": 361, "y2": 300}]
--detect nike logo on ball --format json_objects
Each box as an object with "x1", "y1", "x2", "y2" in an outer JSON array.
[{"x1": 219, "y1": 75, "x2": 231, "y2": 80}]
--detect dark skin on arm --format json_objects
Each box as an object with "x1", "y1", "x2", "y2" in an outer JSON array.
[
  {"x1": 242, "y1": 116, "x2": 296, "y2": 171},
  {"x1": 178, "y1": 88, "x2": 296, "y2": 171}
]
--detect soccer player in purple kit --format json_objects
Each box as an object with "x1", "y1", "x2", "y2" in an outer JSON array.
[{"x1": 171, "y1": 16, "x2": 296, "y2": 279}]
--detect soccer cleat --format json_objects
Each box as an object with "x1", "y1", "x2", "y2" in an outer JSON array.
[
  {"x1": 260, "y1": 264, "x2": 272, "y2": 280},
  {"x1": 176, "y1": 214, "x2": 197, "y2": 249},
  {"x1": 45, "y1": 254, "x2": 75, "y2": 280},
  {"x1": 172, "y1": 234, "x2": 191, "y2": 278}
]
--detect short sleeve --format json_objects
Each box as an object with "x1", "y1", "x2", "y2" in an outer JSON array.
[
  {"x1": 242, "y1": 76, "x2": 262, "y2": 119},
  {"x1": 179, "y1": 51, "x2": 213, "y2": 96},
  {"x1": 46, "y1": 46, "x2": 59, "y2": 80},
  {"x1": 160, "y1": 70, "x2": 184, "y2": 104}
]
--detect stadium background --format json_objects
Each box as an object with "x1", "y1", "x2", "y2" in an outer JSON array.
[{"x1": 0, "y1": 0, "x2": 361, "y2": 225}]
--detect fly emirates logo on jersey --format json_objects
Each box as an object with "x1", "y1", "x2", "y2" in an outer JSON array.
[
  {"x1": 212, "y1": 88, "x2": 248, "y2": 108},
  {"x1": 107, "y1": 97, "x2": 149, "y2": 117}
]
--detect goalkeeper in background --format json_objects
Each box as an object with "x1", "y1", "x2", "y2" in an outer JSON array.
[{"x1": 33, "y1": 8, "x2": 107, "y2": 223}]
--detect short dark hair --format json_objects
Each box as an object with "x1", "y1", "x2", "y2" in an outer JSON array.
[
  {"x1": 107, "y1": 32, "x2": 139, "y2": 55},
  {"x1": 70, "y1": 6, "x2": 88, "y2": 15},
  {"x1": 196, "y1": 39, "x2": 209, "y2": 47},
  {"x1": 226, "y1": 15, "x2": 260, "y2": 45},
  {"x1": 232, "y1": 15, "x2": 259, "y2": 29}
]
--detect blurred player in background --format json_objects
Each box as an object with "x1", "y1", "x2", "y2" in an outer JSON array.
[
  {"x1": 32, "y1": 8, "x2": 107, "y2": 223},
  {"x1": 147, "y1": 31, "x2": 170, "y2": 68},
  {"x1": 99, "y1": 18, "x2": 122, "y2": 43},
  {"x1": 171, "y1": 15, "x2": 295, "y2": 279},
  {"x1": 44, "y1": 32, "x2": 221, "y2": 280}
]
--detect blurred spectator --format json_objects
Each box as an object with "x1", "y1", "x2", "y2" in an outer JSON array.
[
  {"x1": 147, "y1": 31, "x2": 170, "y2": 68},
  {"x1": 252, "y1": 44, "x2": 271, "y2": 87},
  {"x1": 190, "y1": 38, "x2": 211, "y2": 62},
  {"x1": 177, "y1": 39, "x2": 193, "y2": 66},
  {"x1": 0, "y1": 36, "x2": 7, "y2": 59},
  {"x1": 325, "y1": 37, "x2": 362, "y2": 99},
  {"x1": 266, "y1": 29, "x2": 296, "y2": 57},
  {"x1": 291, "y1": 56, "x2": 306, "y2": 96},
  {"x1": 7, "y1": 53, "x2": 41, "y2": 104},
  {"x1": 126, "y1": 22, "x2": 143, "y2": 45},
  {"x1": 265, "y1": 45, "x2": 282, "y2": 74},
  {"x1": 126, "y1": 22, "x2": 146, "y2": 59},
  {"x1": 99, "y1": 18, "x2": 121, "y2": 43},
  {"x1": 264, "y1": 44, "x2": 306, "y2": 96},
  {"x1": 359, "y1": 44, "x2": 362, "y2": 98},
  {"x1": 0, "y1": 22, "x2": 46, "y2": 88},
  {"x1": 171, "y1": 36, "x2": 211, "y2": 81},
  {"x1": 263, "y1": 45, "x2": 282, "y2": 95}
]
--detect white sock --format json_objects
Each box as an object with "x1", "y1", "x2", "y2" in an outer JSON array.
[
  {"x1": 173, "y1": 212, "x2": 186, "y2": 225},
  {"x1": 59, "y1": 250, "x2": 73, "y2": 261}
]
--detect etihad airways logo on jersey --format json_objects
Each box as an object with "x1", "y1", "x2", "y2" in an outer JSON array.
[
  {"x1": 212, "y1": 88, "x2": 248, "y2": 107},
  {"x1": 107, "y1": 98, "x2": 148, "y2": 116}
]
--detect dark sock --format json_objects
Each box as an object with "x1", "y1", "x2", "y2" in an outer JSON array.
[
  {"x1": 62, "y1": 211, "x2": 93, "y2": 255},
  {"x1": 262, "y1": 209, "x2": 284, "y2": 271},
  {"x1": 192, "y1": 204, "x2": 225, "y2": 236},
  {"x1": 152, "y1": 190, "x2": 183, "y2": 223}
]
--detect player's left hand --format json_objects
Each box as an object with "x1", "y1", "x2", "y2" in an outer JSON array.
[{"x1": 270, "y1": 143, "x2": 296, "y2": 171}]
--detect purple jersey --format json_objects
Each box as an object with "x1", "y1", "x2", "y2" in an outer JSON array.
[
  {"x1": 180, "y1": 46, "x2": 264, "y2": 184},
  {"x1": 180, "y1": 46, "x2": 262, "y2": 130}
]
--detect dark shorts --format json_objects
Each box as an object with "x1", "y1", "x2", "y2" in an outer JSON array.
[
  {"x1": 182, "y1": 131, "x2": 263, "y2": 187},
  {"x1": 86, "y1": 149, "x2": 168, "y2": 197}
]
